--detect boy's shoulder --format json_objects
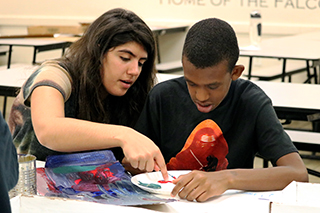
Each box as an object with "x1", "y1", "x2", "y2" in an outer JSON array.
[
  {"x1": 233, "y1": 78, "x2": 265, "y2": 93},
  {"x1": 231, "y1": 78, "x2": 270, "y2": 103}
]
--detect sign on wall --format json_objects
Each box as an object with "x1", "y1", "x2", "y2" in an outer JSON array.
[
  {"x1": 158, "y1": 0, "x2": 320, "y2": 10},
  {"x1": 0, "y1": 0, "x2": 319, "y2": 34}
]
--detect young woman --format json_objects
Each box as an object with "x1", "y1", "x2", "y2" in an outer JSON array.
[{"x1": 8, "y1": 8, "x2": 167, "y2": 179}]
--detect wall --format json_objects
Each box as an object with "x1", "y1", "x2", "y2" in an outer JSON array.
[
  {"x1": 0, "y1": 0, "x2": 319, "y2": 65},
  {"x1": 1, "y1": 0, "x2": 320, "y2": 34}
]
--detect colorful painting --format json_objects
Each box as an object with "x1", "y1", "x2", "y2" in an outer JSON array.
[{"x1": 37, "y1": 150, "x2": 175, "y2": 206}]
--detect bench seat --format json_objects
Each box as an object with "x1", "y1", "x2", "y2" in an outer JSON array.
[
  {"x1": 243, "y1": 60, "x2": 307, "y2": 82},
  {"x1": 258, "y1": 129, "x2": 320, "y2": 177}
]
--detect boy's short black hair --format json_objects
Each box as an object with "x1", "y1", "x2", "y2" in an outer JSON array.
[{"x1": 182, "y1": 18, "x2": 239, "y2": 72}]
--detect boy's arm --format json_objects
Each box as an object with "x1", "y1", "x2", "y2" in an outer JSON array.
[{"x1": 171, "y1": 152, "x2": 308, "y2": 202}]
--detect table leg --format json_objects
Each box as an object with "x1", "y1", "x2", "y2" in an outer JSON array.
[
  {"x1": 307, "y1": 168, "x2": 320, "y2": 178},
  {"x1": 247, "y1": 56, "x2": 253, "y2": 80},
  {"x1": 312, "y1": 120, "x2": 320, "y2": 132},
  {"x1": 304, "y1": 60, "x2": 312, "y2": 84},
  {"x1": 7, "y1": 45, "x2": 13, "y2": 69},
  {"x1": 32, "y1": 47, "x2": 37, "y2": 65},
  {"x1": 313, "y1": 63, "x2": 318, "y2": 84},
  {"x1": 281, "y1": 58, "x2": 287, "y2": 82},
  {"x1": 2, "y1": 96, "x2": 7, "y2": 118},
  {"x1": 318, "y1": 64, "x2": 320, "y2": 84},
  {"x1": 155, "y1": 35, "x2": 161, "y2": 64}
]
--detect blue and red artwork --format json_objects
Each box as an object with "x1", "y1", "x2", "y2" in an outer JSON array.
[{"x1": 37, "y1": 150, "x2": 175, "y2": 206}]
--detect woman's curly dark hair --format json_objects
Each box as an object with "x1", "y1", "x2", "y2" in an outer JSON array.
[{"x1": 58, "y1": 8, "x2": 156, "y2": 127}]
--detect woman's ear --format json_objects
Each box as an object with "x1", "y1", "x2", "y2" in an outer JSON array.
[{"x1": 231, "y1": 65, "x2": 245, "y2": 81}]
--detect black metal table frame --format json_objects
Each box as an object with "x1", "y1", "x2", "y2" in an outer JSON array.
[
  {"x1": 3, "y1": 41, "x2": 72, "y2": 69},
  {"x1": 241, "y1": 55, "x2": 319, "y2": 84}
]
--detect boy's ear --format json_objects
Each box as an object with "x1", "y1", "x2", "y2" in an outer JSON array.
[{"x1": 231, "y1": 65, "x2": 245, "y2": 81}]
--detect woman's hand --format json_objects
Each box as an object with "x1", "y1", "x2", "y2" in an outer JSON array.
[
  {"x1": 119, "y1": 127, "x2": 168, "y2": 180},
  {"x1": 121, "y1": 157, "x2": 146, "y2": 176}
]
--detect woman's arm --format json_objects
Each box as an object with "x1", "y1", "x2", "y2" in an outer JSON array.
[{"x1": 30, "y1": 86, "x2": 168, "y2": 179}]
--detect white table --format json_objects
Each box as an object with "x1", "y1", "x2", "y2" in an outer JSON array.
[
  {"x1": 156, "y1": 73, "x2": 320, "y2": 111},
  {"x1": 50, "y1": 24, "x2": 189, "y2": 65},
  {"x1": 0, "y1": 23, "x2": 188, "y2": 115},
  {"x1": 0, "y1": 46, "x2": 8, "y2": 56},
  {"x1": 8, "y1": 75, "x2": 318, "y2": 212},
  {"x1": 156, "y1": 73, "x2": 320, "y2": 129},
  {"x1": 20, "y1": 160, "x2": 272, "y2": 212},
  {"x1": 291, "y1": 31, "x2": 320, "y2": 41},
  {"x1": 10, "y1": 189, "x2": 276, "y2": 213},
  {"x1": 253, "y1": 80, "x2": 320, "y2": 112},
  {"x1": 0, "y1": 24, "x2": 188, "y2": 71},
  {"x1": 240, "y1": 32, "x2": 320, "y2": 83},
  {"x1": 0, "y1": 65, "x2": 38, "y2": 117},
  {"x1": 0, "y1": 38, "x2": 71, "y2": 68},
  {"x1": 3, "y1": 70, "x2": 320, "y2": 125},
  {"x1": 253, "y1": 80, "x2": 320, "y2": 131},
  {"x1": 139, "y1": 190, "x2": 274, "y2": 213},
  {"x1": 11, "y1": 161, "x2": 319, "y2": 212}
]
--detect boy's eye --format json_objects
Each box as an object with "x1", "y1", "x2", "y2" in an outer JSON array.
[
  {"x1": 208, "y1": 85, "x2": 218, "y2": 90},
  {"x1": 187, "y1": 82, "x2": 196, "y2": 87}
]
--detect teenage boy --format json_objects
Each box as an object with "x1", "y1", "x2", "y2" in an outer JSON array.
[{"x1": 134, "y1": 18, "x2": 308, "y2": 202}]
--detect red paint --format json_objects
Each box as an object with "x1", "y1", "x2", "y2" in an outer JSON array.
[
  {"x1": 158, "y1": 180, "x2": 172, "y2": 183},
  {"x1": 74, "y1": 178, "x2": 81, "y2": 185}
]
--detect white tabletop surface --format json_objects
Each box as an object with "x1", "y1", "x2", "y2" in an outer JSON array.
[
  {"x1": 0, "y1": 24, "x2": 188, "y2": 45},
  {"x1": 12, "y1": 162, "x2": 317, "y2": 213},
  {"x1": 0, "y1": 64, "x2": 38, "y2": 88},
  {"x1": 17, "y1": 161, "x2": 318, "y2": 212},
  {"x1": 10, "y1": 189, "x2": 276, "y2": 213},
  {"x1": 24, "y1": 159, "x2": 275, "y2": 213},
  {"x1": 2, "y1": 70, "x2": 319, "y2": 112},
  {"x1": 156, "y1": 73, "x2": 320, "y2": 111},
  {"x1": 285, "y1": 129, "x2": 320, "y2": 145},
  {"x1": 28, "y1": 160, "x2": 275, "y2": 213},
  {"x1": 0, "y1": 46, "x2": 9, "y2": 52},
  {"x1": 240, "y1": 36, "x2": 320, "y2": 61},
  {"x1": 291, "y1": 30, "x2": 320, "y2": 41},
  {"x1": 0, "y1": 38, "x2": 70, "y2": 46},
  {"x1": 240, "y1": 30, "x2": 320, "y2": 61},
  {"x1": 10, "y1": 72, "x2": 316, "y2": 212},
  {"x1": 253, "y1": 80, "x2": 320, "y2": 110}
]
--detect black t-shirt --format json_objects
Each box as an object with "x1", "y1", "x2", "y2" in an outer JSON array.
[
  {"x1": 135, "y1": 77, "x2": 297, "y2": 169},
  {"x1": 0, "y1": 113, "x2": 19, "y2": 213}
]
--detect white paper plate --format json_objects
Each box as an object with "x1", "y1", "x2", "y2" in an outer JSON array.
[{"x1": 131, "y1": 170, "x2": 190, "y2": 195}]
